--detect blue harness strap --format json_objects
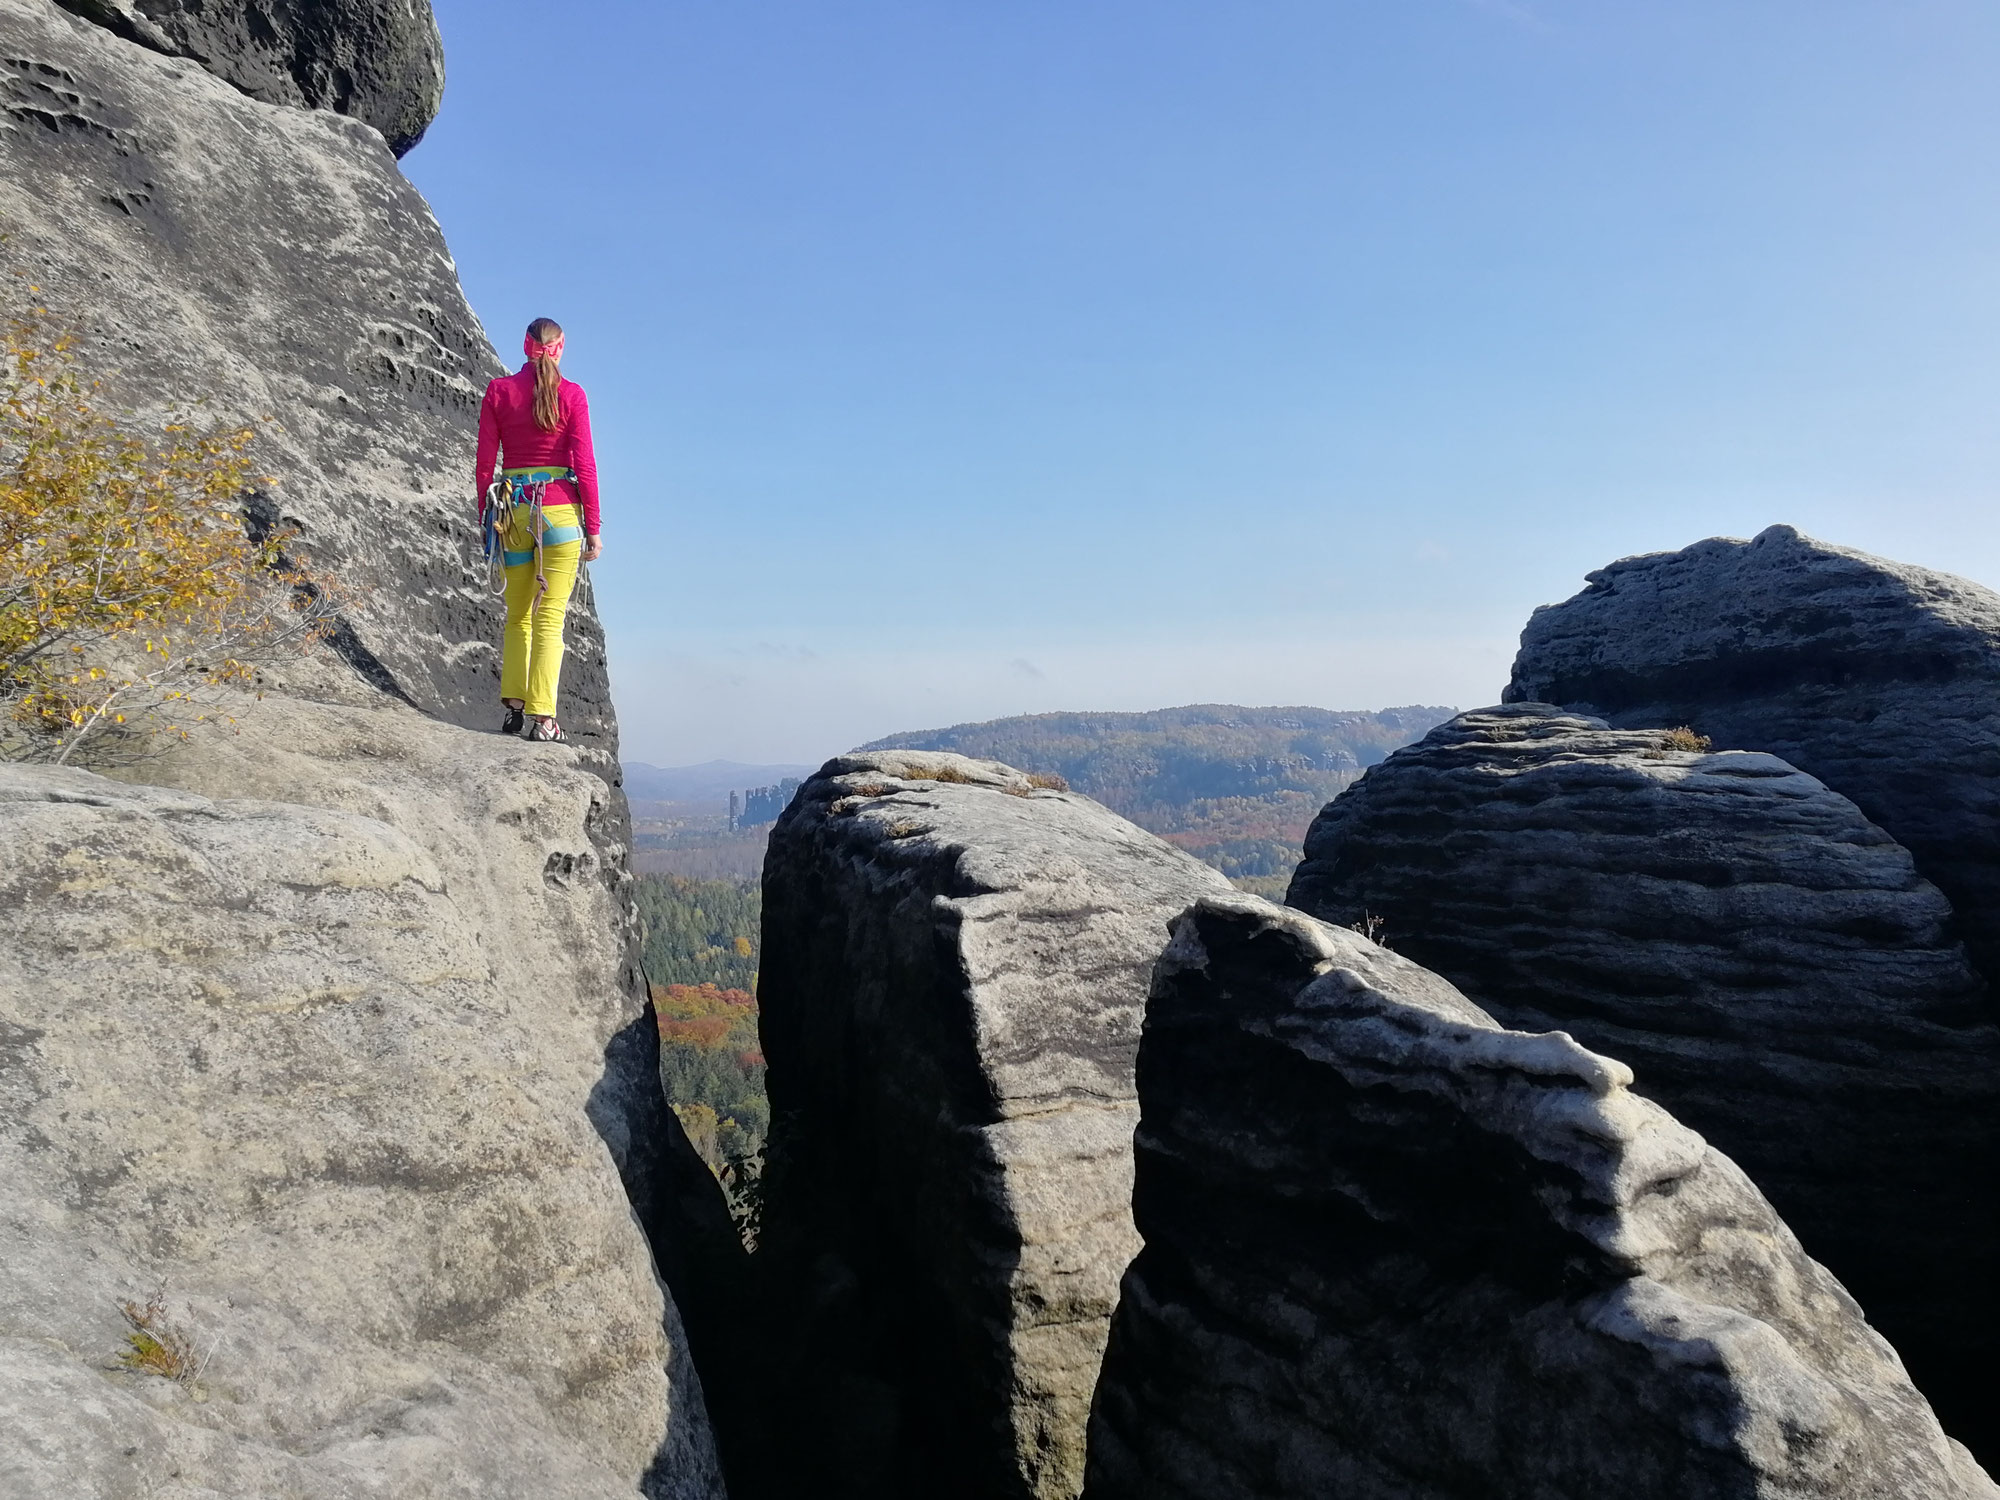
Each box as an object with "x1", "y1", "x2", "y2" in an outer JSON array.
[
  {"x1": 502, "y1": 524, "x2": 582, "y2": 566},
  {"x1": 490, "y1": 466, "x2": 584, "y2": 574}
]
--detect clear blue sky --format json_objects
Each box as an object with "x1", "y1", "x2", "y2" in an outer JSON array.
[{"x1": 406, "y1": 0, "x2": 2000, "y2": 767}]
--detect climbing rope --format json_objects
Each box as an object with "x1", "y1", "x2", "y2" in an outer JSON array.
[{"x1": 480, "y1": 477, "x2": 511, "y2": 596}]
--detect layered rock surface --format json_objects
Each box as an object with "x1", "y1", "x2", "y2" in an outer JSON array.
[
  {"x1": 1084, "y1": 895, "x2": 1997, "y2": 1500},
  {"x1": 0, "y1": 0, "x2": 617, "y2": 760},
  {"x1": 756, "y1": 751, "x2": 1233, "y2": 1500},
  {"x1": 1505, "y1": 524, "x2": 2000, "y2": 998},
  {"x1": 0, "y1": 3, "x2": 719, "y2": 1491},
  {"x1": 1285, "y1": 705, "x2": 2000, "y2": 1452},
  {"x1": 55, "y1": 0, "x2": 444, "y2": 154},
  {"x1": 0, "y1": 697, "x2": 723, "y2": 1500}
]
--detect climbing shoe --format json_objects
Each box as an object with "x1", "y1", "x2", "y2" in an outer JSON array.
[
  {"x1": 527, "y1": 717, "x2": 567, "y2": 744},
  {"x1": 501, "y1": 704, "x2": 526, "y2": 736}
]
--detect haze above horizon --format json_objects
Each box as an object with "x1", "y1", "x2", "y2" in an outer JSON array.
[{"x1": 408, "y1": 0, "x2": 2000, "y2": 766}]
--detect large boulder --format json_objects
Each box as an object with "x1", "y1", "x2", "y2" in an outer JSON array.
[
  {"x1": 0, "y1": 0, "x2": 617, "y2": 760},
  {"x1": 1084, "y1": 895, "x2": 1998, "y2": 1500},
  {"x1": 1284, "y1": 704, "x2": 2000, "y2": 1454},
  {"x1": 0, "y1": 696, "x2": 724, "y2": 1500},
  {"x1": 1504, "y1": 525, "x2": 2000, "y2": 997},
  {"x1": 54, "y1": 0, "x2": 444, "y2": 154},
  {"x1": 756, "y1": 751, "x2": 1234, "y2": 1500}
]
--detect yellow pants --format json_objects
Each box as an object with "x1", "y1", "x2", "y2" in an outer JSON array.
[{"x1": 500, "y1": 503, "x2": 582, "y2": 718}]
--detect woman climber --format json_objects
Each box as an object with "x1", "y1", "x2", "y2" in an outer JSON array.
[{"x1": 474, "y1": 317, "x2": 603, "y2": 742}]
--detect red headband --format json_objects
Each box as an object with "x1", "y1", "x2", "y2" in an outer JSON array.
[{"x1": 525, "y1": 332, "x2": 565, "y2": 363}]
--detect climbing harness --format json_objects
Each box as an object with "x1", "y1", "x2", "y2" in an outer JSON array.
[
  {"x1": 480, "y1": 466, "x2": 584, "y2": 600},
  {"x1": 481, "y1": 462, "x2": 587, "y2": 743}
]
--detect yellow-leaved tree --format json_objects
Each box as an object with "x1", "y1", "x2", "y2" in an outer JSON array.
[{"x1": 0, "y1": 313, "x2": 336, "y2": 763}]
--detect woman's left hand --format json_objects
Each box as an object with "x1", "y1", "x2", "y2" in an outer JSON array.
[{"x1": 584, "y1": 536, "x2": 603, "y2": 562}]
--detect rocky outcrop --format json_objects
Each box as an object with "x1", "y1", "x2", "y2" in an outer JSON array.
[
  {"x1": 0, "y1": 2, "x2": 722, "y2": 1491},
  {"x1": 1085, "y1": 895, "x2": 1998, "y2": 1500},
  {"x1": 54, "y1": 0, "x2": 444, "y2": 154},
  {"x1": 0, "y1": 0, "x2": 618, "y2": 759},
  {"x1": 756, "y1": 751, "x2": 1234, "y2": 1500},
  {"x1": 0, "y1": 696, "x2": 724, "y2": 1500},
  {"x1": 1284, "y1": 704, "x2": 2000, "y2": 1454},
  {"x1": 1504, "y1": 525, "x2": 2000, "y2": 1000}
]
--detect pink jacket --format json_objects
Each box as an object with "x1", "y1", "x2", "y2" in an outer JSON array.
[{"x1": 475, "y1": 366, "x2": 601, "y2": 536}]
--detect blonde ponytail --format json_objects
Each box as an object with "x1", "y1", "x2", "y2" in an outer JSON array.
[{"x1": 526, "y1": 317, "x2": 564, "y2": 432}]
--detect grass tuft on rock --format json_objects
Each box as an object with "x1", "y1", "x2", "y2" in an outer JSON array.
[
  {"x1": 1659, "y1": 726, "x2": 1712, "y2": 752},
  {"x1": 114, "y1": 1287, "x2": 203, "y2": 1389}
]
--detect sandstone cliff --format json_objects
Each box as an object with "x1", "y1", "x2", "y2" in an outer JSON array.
[
  {"x1": 0, "y1": 1, "x2": 719, "y2": 1494},
  {"x1": 1, "y1": 0, "x2": 618, "y2": 758},
  {"x1": 1505, "y1": 525, "x2": 2000, "y2": 1001},
  {"x1": 756, "y1": 751, "x2": 1233, "y2": 1500},
  {"x1": 1085, "y1": 895, "x2": 1997, "y2": 1500}
]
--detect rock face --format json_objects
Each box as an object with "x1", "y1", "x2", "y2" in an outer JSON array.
[
  {"x1": 0, "y1": 697, "x2": 724, "y2": 1500},
  {"x1": 1284, "y1": 704, "x2": 2000, "y2": 1454},
  {"x1": 55, "y1": 0, "x2": 444, "y2": 154},
  {"x1": 1504, "y1": 525, "x2": 2000, "y2": 999},
  {"x1": 756, "y1": 751, "x2": 1234, "y2": 1500},
  {"x1": 1084, "y1": 895, "x2": 1998, "y2": 1500},
  {"x1": 0, "y1": 0, "x2": 617, "y2": 760},
  {"x1": 0, "y1": 3, "x2": 720, "y2": 1493}
]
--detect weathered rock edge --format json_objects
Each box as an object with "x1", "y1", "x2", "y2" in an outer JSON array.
[
  {"x1": 1504, "y1": 524, "x2": 2000, "y2": 1007},
  {"x1": 53, "y1": 0, "x2": 444, "y2": 154},
  {"x1": 756, "y1": 751, "x2": 1233, "y2": 1500},
  {"x1": 1285, "y1": 701, "x2": 2000, "y2": 1443},
  {"x1": 1084, "y1": 894, "x2": 1997, "y2": 1500},
  {"x1": 0, "y1": 703, "x2": 725, "y2": 1500}
]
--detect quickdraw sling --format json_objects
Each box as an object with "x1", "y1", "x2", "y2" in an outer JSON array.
[{"x1": 481, "y1": 466, "x2": 584, "y2": 600}]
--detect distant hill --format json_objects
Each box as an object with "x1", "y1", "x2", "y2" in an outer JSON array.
[{"x1": 862, "y1": 704, "x2": 1455, "y2": 883}]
